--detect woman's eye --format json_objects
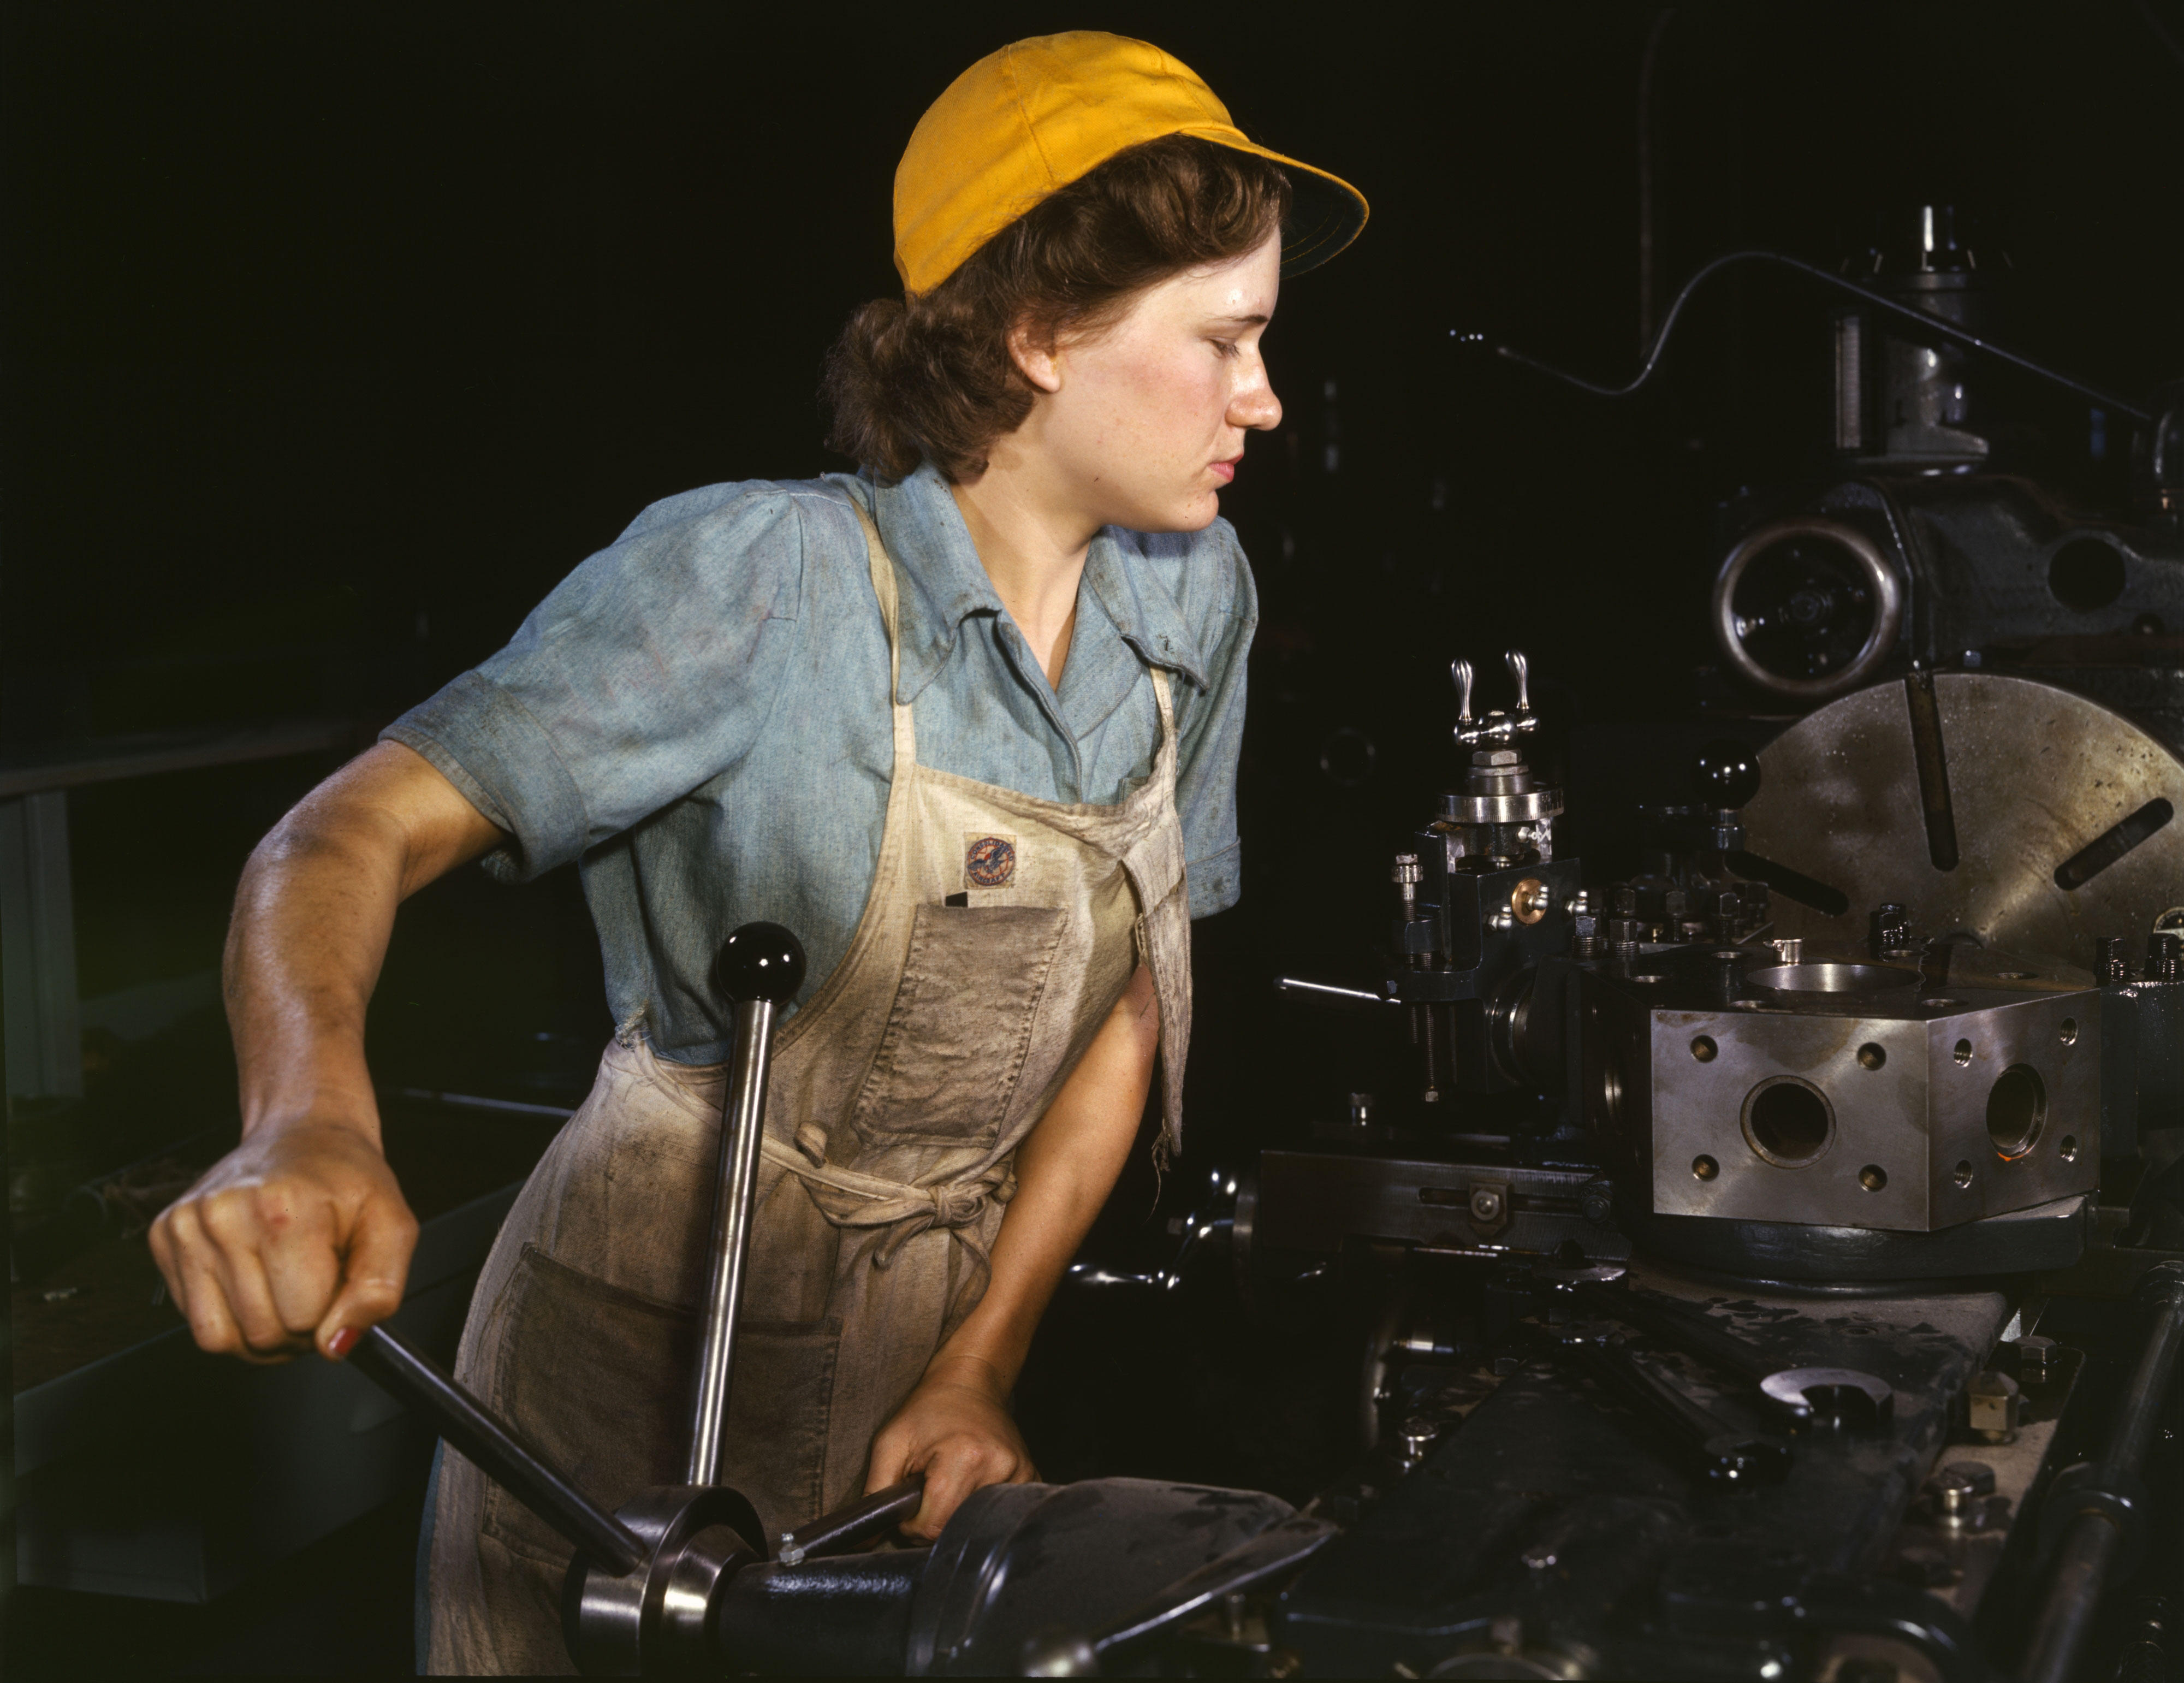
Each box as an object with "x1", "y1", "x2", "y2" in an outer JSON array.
[{"x1": 1211, "y1": 339, "x2": 1241, "y2": 359}]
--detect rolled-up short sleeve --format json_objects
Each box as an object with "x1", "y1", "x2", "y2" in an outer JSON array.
[
  {"x1": 381, "y1": 482, "x2": 808, "y2": 881},
  {"x1": 1173, "y1": 527, "x2": 1258, "y2": 920}
]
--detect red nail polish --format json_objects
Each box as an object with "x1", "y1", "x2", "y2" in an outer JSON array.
[{"x1": 327, "y1": 1326, "x2": 358, "y2": 1358}]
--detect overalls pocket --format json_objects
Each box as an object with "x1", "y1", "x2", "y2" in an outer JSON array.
[
  {"x1": 478, "y1": 1243, "x2": 841, "y2": 1562},
  {"x1": 847, "y1": 901, "x2": 1066, "y2": 1148}
]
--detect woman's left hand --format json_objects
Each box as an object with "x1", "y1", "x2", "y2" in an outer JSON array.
[{"x1": 866, "y1": 1354, "x2": 1037, "y2": 1540}]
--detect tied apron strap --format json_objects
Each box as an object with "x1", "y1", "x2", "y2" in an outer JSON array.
[{"x1": 759, "y1": 1136, "x2": 1017, "y2": 1271}]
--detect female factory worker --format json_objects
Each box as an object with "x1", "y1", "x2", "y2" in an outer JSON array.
[{"x1": 150, "y1": 31, "x2": 1363, "y2": 1673}]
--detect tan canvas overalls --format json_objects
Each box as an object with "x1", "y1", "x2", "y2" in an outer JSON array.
[{"x1": 425, "y1": 499, "x2": 1194, "y2": 1674}]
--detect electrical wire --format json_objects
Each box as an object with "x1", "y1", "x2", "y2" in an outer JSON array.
[{"x1": 1468, "y1": 248, "x2": 2152, "y2": 425}]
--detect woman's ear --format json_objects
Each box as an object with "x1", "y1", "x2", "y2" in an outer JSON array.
[{"x1": 1007, "y1": 320, "x2": 1065, "y2": 395}]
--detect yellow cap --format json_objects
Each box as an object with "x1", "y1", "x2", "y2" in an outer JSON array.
[{"x1": 893, "y1": 32, "x2": 1368, "y2": 295}]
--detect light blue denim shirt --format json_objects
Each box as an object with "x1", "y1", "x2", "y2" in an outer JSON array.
[{"x1": 382, "y1": 463, "x2": 1257, "y2": 1065}]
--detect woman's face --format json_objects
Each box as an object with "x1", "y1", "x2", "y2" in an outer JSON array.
[{"x1": 1012, "y1": 232, "x2": 1284, "y2": 534}]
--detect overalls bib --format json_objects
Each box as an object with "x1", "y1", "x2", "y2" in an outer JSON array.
[{"x1": 426, "y1": 499, "x2": 1194, "y2": 1674}]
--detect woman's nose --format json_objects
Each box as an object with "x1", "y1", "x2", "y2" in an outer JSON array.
[{"x1": 1232, "y1": 369, "x2": 1282, "y2": 432}]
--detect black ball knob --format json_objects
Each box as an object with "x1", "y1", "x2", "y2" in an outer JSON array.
[
  {"x1": 711, "y1": 921, "x2": 807, "y2": 1006},
  {"x1": 1694, "y1": 739, "x2": 1763, "y2": 810}
]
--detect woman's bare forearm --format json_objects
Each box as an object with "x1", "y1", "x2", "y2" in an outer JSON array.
[
  {"x1": 927, "y1": 963, "x2": 1161, "y2": 1392},
  {"x1": 226, "y1": 741, "x2": 505, "y2": 1140},
  {"x1": 154, "y1": 741, "x2": 507, "y2": 1358}
]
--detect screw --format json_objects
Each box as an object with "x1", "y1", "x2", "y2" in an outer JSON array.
[
  {"x1": 1470, "y1": 1186, "x2": 1505, "y2": 1223},
  {"x1": 2017, "y1": 1334, "x2": 2056, "y2": 1382}
]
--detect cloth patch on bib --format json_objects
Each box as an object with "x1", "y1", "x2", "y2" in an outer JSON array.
[{"x1": 964, "y1": 833, "x2": 1018, "y2": 889}]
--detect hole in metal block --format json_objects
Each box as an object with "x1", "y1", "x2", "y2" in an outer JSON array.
[
  {"x1": 1857, "y1": 1043, "x2": 1886, "y2": 1070},
  {"x1": 1954, "y1": 1039, "x2": 1974, "y2": 1065},
  {"x1": 2059, "y1": 1018, "x2": 2078, "y2": 1046},
  {"x1": 1987, "y1": 1064, "x2": 2047, "y2": 1159},
  {"x1": 1692, "y1": 1155, "x2": 1719, "y2": 1181},
  {"x1": 1743, "y1": 1078, "x2": 1833, "y2": 1167},
  {"x1": 1859, "y1": 1164, "x2": 1888, "y2": 1192},
  {"x1": 1691, "y1": 1035, "x2": 1718, "y2": 1062},
  {"x1": 1953, "y1": 1160, "x2": 1974, "y2": 1188},
  {"x1": 2058, "y1": 1135, "x2": 2079, "y2": 1163}
]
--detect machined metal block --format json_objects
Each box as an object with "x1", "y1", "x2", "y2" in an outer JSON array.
[{"x1": 1585, "y1": 961, "x2": 2100, "y2": 1232}]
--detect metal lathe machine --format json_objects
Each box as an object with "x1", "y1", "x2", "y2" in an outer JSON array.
[{"x1": 349, "y1": 212, "x2": 2184, "y2": 1680}]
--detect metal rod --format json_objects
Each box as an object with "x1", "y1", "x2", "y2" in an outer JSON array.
[
  {"x1": 1273, "y1": 977, "x2": 1395, "y2": 1005},
  {"x1": 775, "y1": 1475, "x2": 925, "y2": 1566},
  {"x1": 2023, "y1": 1519, "x2": 2123, "y2": 1683},
  {"x1": 2106, "y1": 1273, "x2": 2184, "y2": 1474},
  {"x1": 2021, "y1": 1267, "x2": 2184, "y2": 1683},
  {"x1": 687, "y1": 995, "x2": 778, "y2": 1486},
  {"x1": 350, "y1": 1324, "x2": 644, "y2": 1575}
]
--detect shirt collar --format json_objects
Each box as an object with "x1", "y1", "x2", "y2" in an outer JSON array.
[{"x1": 870, "y1": 463, "x2": 1212, "y2": 704}]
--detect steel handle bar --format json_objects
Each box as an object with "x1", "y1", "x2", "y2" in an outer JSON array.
[
  {"x1": 349, "y1": 1323, "x2": 645, "y2": 1577},
  {"x1": 688, "y1": 994, "x2": 778, "y2": 1486},
  {"x1": 776, "y1": 1474, "x2": 926, "y2": 1565}
]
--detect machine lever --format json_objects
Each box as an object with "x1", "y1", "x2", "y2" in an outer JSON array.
[
  {"x1": 689, "y1": 922, "x2": 808, "y2": 1488},
  {"x1": 350, "y1": 1324, "x2": 646, "y2": 1575},
  {"x1": 1452, "y1": 650, "x2": 1541, "y2": 746},
  {"x1": 776, "y1": 1474, "x2": 925, "y2": 1565},
  {"x1": 1506, "y1": 649, "x2": 1530, "y2": 714}
]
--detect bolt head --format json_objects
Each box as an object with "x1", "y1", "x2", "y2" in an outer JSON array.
[{"x1": 1470, "y1": 1187, "x2": 1504, "y2": 1221}]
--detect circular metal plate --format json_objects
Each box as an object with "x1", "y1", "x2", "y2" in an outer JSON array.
[{"x1": 1742, "y1": 674, "x2": 2184, "y2": 970}]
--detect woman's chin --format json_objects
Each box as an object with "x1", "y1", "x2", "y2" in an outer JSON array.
[{"x1": 1146, "y1": 494, "x2": 1224, "y2": 535}]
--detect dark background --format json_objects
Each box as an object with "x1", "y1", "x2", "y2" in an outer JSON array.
[
  {"x1": 4, "y1": 2, "x2": 2180, "y2": 1671},
  {"x1": 8, "y1": 1, "x2": 2180, "y2": 1043}
]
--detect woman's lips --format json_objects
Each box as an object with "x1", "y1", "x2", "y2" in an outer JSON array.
[{"x1": 1210, "y1": 458, "x2": 1239, "y2": 484}]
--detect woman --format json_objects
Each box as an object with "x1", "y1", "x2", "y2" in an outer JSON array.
[{"x1": 150, "y1": 31, "x2": 1363, "y2": 1674}]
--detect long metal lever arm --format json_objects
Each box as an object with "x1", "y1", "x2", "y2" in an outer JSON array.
[
  {"x1": 688, "y1": 994, "x2": 779, "y2": 1485},
  {"x1": 351, "y1": 1324, "x2": 645, "y2": 1575}
]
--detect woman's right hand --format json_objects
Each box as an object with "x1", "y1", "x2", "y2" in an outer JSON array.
[{"x1": 149, "y1": 1117, "x2": 419, "y2": 1364}]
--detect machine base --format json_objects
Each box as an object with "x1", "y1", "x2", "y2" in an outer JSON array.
[{"x1": 1622, "y1": 1192, "x2": 2091, "y2": 1284}]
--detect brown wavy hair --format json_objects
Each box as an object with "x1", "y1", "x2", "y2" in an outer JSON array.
[{"x1": 822, "y1": 135, "x2": 1291, "y2": 483}]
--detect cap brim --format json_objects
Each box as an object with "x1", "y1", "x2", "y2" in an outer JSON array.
[{"x1": 1179, "y1": 126, "x2": 1368, "y2": 276}]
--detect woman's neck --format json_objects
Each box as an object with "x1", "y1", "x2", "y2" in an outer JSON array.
[{"x1": 948, "y1": 460, "x2": 1096, "y2": 690}]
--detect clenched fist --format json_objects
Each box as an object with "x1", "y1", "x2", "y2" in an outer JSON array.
[{"x1": 150, "y1": 1119, "x2": 417, "y2": 1364}]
